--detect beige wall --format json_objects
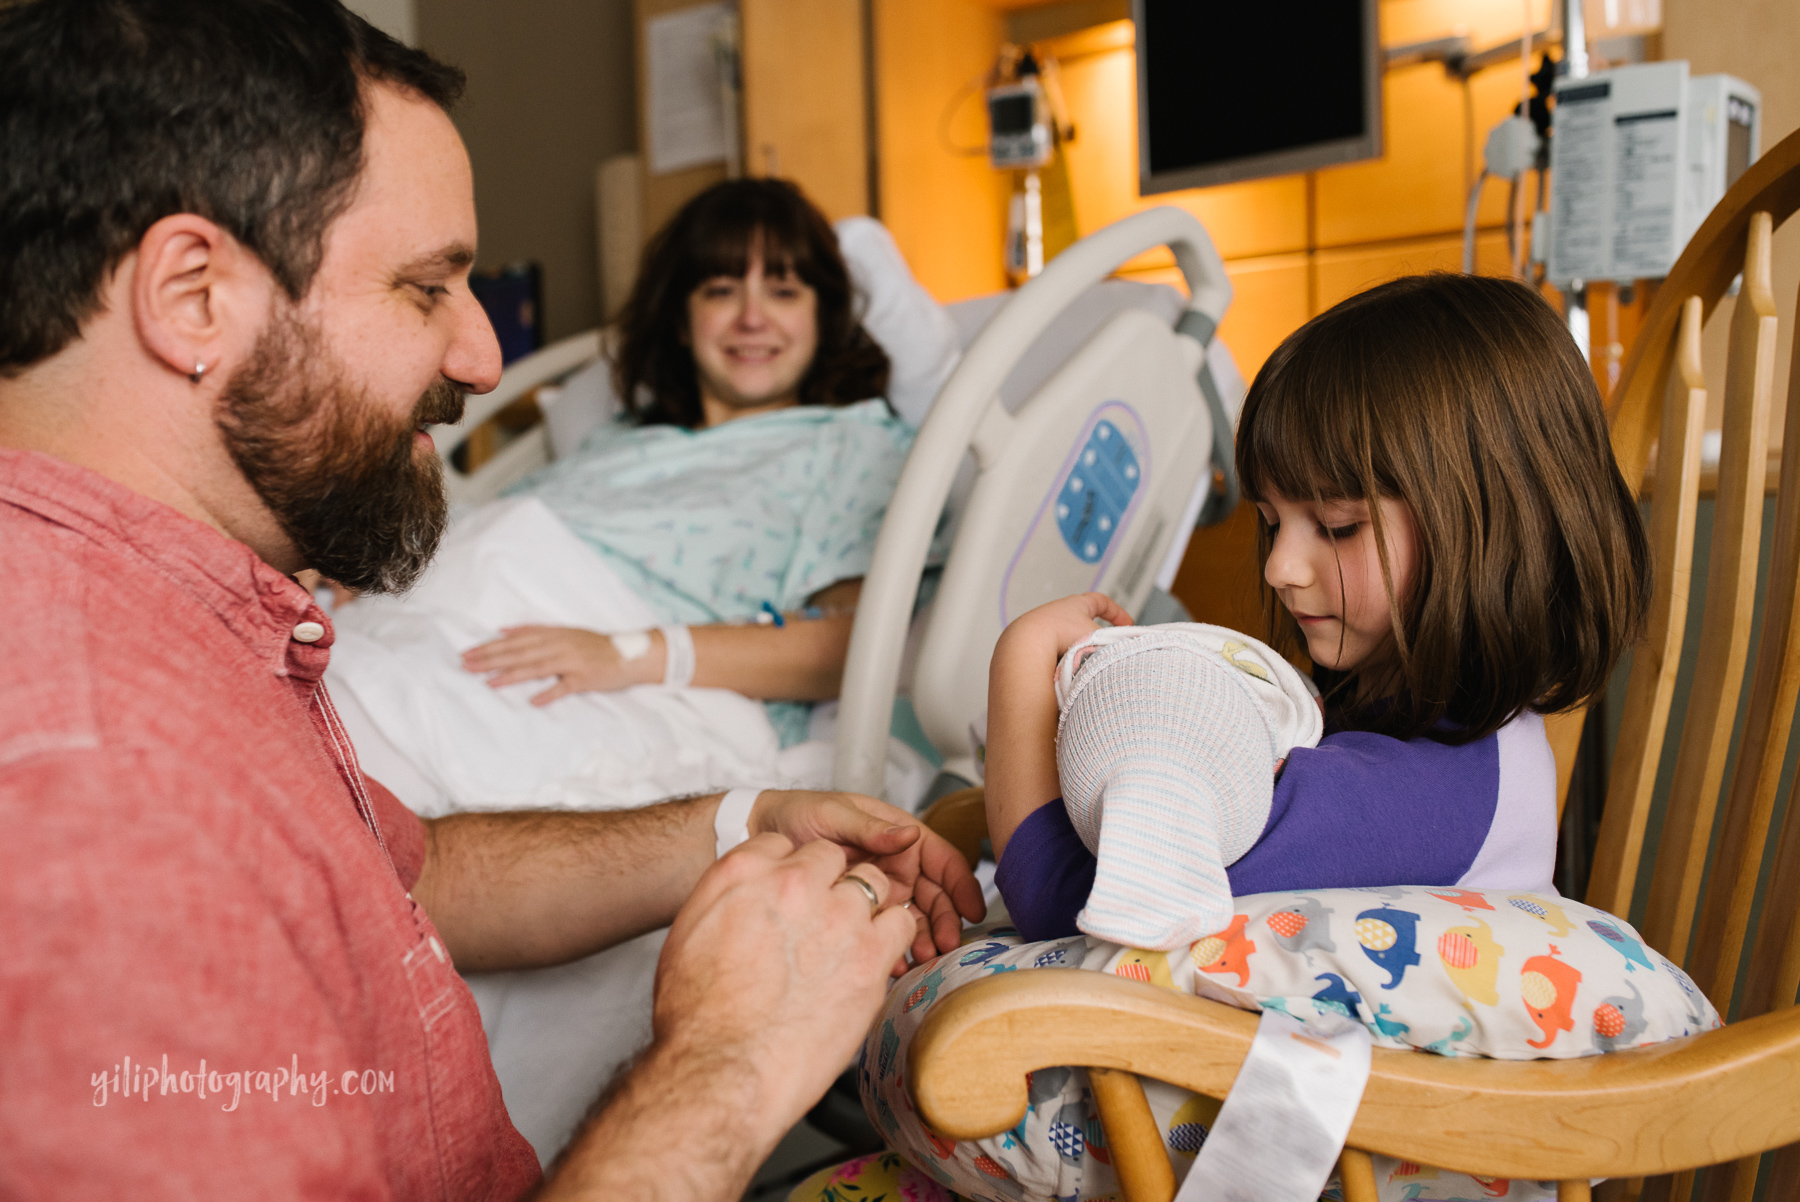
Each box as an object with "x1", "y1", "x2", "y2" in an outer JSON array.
[
  {"x1": 1663, "y1": 0, "x2": 1800, "y2": 444},
  {"x1": 418, "y1": 0, "x2": 637, "y2": 343}
]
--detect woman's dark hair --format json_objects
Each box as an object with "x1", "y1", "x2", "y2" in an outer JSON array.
[
  {"x1": 0, "y1": 0, "x2": 463, "y2": 373},
  {"x1": 1236, "y1": 272, "x2": 1652, "y2": 744},
  {"x1": 614, "y1": 178, "x2": 890, "y2": 427}
]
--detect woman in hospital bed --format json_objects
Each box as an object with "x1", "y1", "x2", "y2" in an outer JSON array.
[{"x1": 327, "y1": 178, "x2": 952, "y2": 818}]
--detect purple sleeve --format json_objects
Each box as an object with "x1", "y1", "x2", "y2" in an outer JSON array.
[
  {"x1": 993, "y1": 801, "x2": 1094, "y2": 942},
  {"x1": 994, "y1": 730, "x2": 1503, "y2": 933},
  {"x1": 1226, "y1": 730, "x2": 1499, "y2": 895}
]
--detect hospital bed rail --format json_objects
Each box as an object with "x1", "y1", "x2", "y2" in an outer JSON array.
[
  {"x1": 430, "y1": 329, "x2": 604, "y2": 509},
  {"x1": 832, "y1": 206, "x2": 1237, "y2": 800}
]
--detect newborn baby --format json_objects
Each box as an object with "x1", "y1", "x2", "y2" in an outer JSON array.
[{"x1": 1053, "y1": 623, "x2": 1321, "y2": 950}]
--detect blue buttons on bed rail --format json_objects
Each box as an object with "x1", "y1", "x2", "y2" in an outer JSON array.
[{"x1": 1055, "y1": 420, "x2": 1140, "y2": 563}]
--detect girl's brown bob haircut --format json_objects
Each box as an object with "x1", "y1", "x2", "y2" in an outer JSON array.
[
  {"x1": 613, "y1": 177, "x2": 890, "y2": 428},
  {"x1": 1236, "y1": 272, "x2": 1651, "y2": 744}
]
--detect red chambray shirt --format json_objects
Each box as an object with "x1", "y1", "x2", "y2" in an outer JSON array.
[{"x1": 0, "y1": 447, "x2": 541, "y2": 1200}]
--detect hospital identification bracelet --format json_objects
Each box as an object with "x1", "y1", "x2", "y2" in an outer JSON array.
[
  {"x1": 659, "y1": 624, "x2": 695, "y2": 687},
  {"x1": 714, "y1": 788, "x2": 761, "y2": 858}
]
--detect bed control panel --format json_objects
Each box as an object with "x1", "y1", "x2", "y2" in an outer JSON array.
[
  {"x1": 914, "y1": 304, "x2": 1213, "y2": 765},
  {"x1": 1056, "y1": 418, "x2": 1142, "y2": 563},
  {"x1": 1001, "y1": 402, "x2": 1153, "y2": 624}
]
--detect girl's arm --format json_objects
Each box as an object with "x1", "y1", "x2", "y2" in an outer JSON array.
[
  {"x1": 461, "y1": 579, "x2": 862, "y2": 706},
  {"x1": 984, "y1": 593, "x2": 1133, "y2": 860}
]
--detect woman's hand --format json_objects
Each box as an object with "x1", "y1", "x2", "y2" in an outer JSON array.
[{"x1": 462, "y1": 626, "x2": 663, "y2": 705}]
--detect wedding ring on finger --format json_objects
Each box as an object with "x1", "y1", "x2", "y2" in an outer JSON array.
[{"x1": 835, "y1": 871, "x2": 881, "y2": 917}]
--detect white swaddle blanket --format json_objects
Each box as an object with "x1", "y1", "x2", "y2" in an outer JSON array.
[
  {"x1": 330, "y1": 498, "x2": 827, "y2": 816},
  {"x1": 1054, "y1": 623, "x2": 1322, "y2": 949}
]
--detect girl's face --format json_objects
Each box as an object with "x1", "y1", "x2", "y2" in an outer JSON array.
[
  {"x1": 1256, "y1": 491, "x2": 1420, "y2": 675},
  {"x1": 686, "y1": 245, "x2": 818, "y2": 428}
]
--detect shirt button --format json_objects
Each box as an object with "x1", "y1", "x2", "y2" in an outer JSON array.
[{"x1": 292, "y1": 621, "x2": 326, "y2": 643}]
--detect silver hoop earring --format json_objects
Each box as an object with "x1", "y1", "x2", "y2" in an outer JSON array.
[{"x1": 189, "y1": 361, "x2": 206, "y2": 384}]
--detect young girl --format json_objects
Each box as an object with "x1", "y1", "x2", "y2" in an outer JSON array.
[{"x1": 986, "y1": 271, "x2": 1651, "y2": 942}]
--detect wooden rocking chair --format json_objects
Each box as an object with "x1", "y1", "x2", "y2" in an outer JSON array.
[{"x1": 908, "y1": 126, "x2": 1800, "y2": 1202}]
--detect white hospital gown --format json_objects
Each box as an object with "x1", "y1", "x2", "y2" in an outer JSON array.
[{"x1": 508, "y1": 398, "x2": 916, "y2": 743}]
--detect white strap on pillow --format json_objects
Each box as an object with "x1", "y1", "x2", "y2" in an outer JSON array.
[{"x1": 1175, "y1": 1009, "x2": 1372, "y2": 1202}]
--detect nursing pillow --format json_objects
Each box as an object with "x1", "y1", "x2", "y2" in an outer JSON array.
[
  {"x1": 1136, "y1": 886, "x2": 1716, "y2": 1057},
  {"x1": 856, "y1": 886, "x2": 1719, "y2": 1202}
]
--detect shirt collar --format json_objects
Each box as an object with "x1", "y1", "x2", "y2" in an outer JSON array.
[{"x1": 0, "y1": 446, "x2": 333, "y2": 683}]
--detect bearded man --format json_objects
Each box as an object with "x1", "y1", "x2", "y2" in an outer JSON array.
[{"x1": 0, "y1": 1, "x2": 981, "y2": 1197}]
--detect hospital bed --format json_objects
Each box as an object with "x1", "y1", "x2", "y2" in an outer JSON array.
[
  {"x1": 415, "y1": 206, "x2": 1242, "y2": 1165},
  {"x1": 433, "y1": 205, "x2": 1242, "y2": 805}
]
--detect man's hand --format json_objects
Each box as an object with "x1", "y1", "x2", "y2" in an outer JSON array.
[
  {"x1": 461, "y1": 625, "x2": 661, "y2": 704},
  {"x1": 658, "y1": 837, "x2": 914, "y2": 1115},
  {"x1": 748, "y1": 790, "x2": 987, "y2": 970},
  {"x1": 543, "y1": 837, "x2": 917, "y2": 1199}
]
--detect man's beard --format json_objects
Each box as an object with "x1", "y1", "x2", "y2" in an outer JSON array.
[{"x1": 216, "y1": 307, "x2": 464, "y2": 594}]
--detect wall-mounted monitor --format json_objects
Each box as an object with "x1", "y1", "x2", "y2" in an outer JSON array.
[{"x1": 1133, "y1": 0, "x2": 1383, "y2": 195}]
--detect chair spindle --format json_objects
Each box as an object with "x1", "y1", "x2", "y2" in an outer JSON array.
[{"x1": 1641, "y1": 212, "x2": 1780, "y2": 967}]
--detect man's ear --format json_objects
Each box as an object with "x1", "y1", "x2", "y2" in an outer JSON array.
[{"x1": 131, "y1": 214, "x2": 274, "y2": 385}]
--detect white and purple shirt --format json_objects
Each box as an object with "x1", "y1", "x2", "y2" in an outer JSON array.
[{"x1": 994, "y1": 709, "x2": 1560, "y2": 942}]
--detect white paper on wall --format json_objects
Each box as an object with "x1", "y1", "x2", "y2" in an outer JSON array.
[{"x1": 646, "y1": 2, "x2": 730, "y2": 175}]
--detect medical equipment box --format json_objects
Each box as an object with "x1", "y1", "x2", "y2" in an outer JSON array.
[
  {"x1": 1547, "y1": 62, "x2": 1760, "y2": 285},
  {"x1": 987, "y1": 77, "x2": 1053, "y2": 170}
]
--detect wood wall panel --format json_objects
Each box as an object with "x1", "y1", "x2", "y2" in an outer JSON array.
[
  {"x1": 1313, "y1": 0, "x2": 1553, "y2": 248},
  {"x1": 634, "y1": 0, "x2": 728, "y2": 238},
  {"x1": 1381, "y1": 0, "x2": 1554, "y2": 53},
  {"x1": 1171, "y1": 500, "x2": 1270, "y2": 640},
  {"x1": 1314, "y1": 231, "x2": 1516, "y2": 312},
  {"x1": 873, "y1": 0, "x2": 1009, "y2": 301},
  {"x1": 1120, "y1": 255, "x2": 1312, "y2": 383},
  {"x1": 872, "y1": 0, "x2": 1562, "y2": 353},
  {"x1": 1314, "y1": 63, "x2": 1533, "y2": 248},
  {"x1": 741, "y1": 0, "x2": 868, "y2": 220},
  {"x1": 1216, "y1": 256, "x2": 1313, "y2": 380}
]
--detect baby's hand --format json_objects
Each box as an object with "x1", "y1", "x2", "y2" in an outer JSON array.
[
  {"x1": 1002, "y1": 592, "x2": 1135, "y2": 661},
  {"x1": 461, "y1": 626, "x2": 659, "y2": 705}
]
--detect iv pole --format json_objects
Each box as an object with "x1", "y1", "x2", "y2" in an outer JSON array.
[{"x1": 1562, "y1": 0, "x2": 1591, "y2": 361}]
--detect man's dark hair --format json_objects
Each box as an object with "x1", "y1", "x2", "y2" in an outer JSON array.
[
  {"x1": 0, "y1": 0, "x2": 465, "y2": 372},
  {"x1": 614, "y1": 177, "x2": 890, "y2": 427}
]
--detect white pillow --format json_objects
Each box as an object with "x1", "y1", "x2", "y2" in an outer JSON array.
[
  {"x1": 541, "y1": 355, "x2": 622, "y2": 461},
  {"x1": 836, "y1": 215, "x2": 962, "y2": 426}
]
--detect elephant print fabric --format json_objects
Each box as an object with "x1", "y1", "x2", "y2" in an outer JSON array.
[{"x1": 857, "y1": 888, "x2": 1720, "y2": 1202}]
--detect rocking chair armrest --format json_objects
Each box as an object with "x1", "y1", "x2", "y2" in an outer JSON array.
[{"x1": 909, "y1": 968, "x2": 1800, "y2": 1181}]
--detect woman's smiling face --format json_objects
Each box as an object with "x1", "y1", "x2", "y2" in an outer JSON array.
[
  {"x1": 685, "y1": 240, "x2": 818, "y2": 428},
  {"x1": 1256, "y1": 490, "x2": 1420, "y2": 675}
]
